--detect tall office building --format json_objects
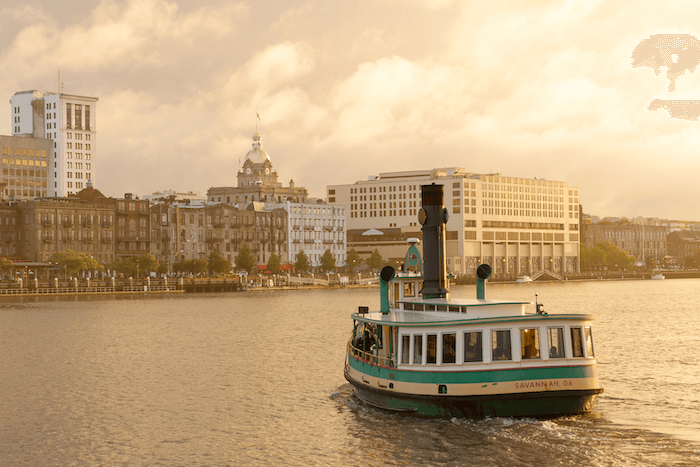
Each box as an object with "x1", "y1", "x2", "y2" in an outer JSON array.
[
  {"x1": 328, "y1": 167, "x2": 581, "y2": 278},
  {"x1": 11, "y1": 90, "x2": 98, "y2": 197}
]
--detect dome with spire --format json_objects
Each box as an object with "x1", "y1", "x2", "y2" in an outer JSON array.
[{"x1": 244, "y1": 132, "x2": 271, "y2": 163}]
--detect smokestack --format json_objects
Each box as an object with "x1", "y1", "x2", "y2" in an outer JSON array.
[{"x1": 419, "y1": 184, "x2": 450, "y2": 298}]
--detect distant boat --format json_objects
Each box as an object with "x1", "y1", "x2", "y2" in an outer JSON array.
[
  {"x1": 651, "y1": 274, "x2": 665, "y2": 280},
  {"x1": 515, "y1": 275, "x2": 533, "y2": 283}
]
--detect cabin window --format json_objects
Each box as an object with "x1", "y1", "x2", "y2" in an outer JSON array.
[
  {"x1": 548, "y1": 327, "x2": 565, "y2": 358},
  {"x1": 520, "y1": 328, "x2": 540, "y2": 359},
  {"x1": 427, "y1": 334, "x2": 437, "y2": 364},
  {"x1": 464, "y1": 332, "x2": 483, "y2": 362},
  {"x1": 448, "y1": 305, "x2": 460, "y2": 312},
  {"x1": 401, "y1": 335, "x2": 410, "y2": 364},
  {"x1": 437, "y1": 305, "x2": 447, "y2": 312},
  {"x1": 404, "y1": 303, "x2": 414, "y2": 311},
  {"x1": 492, "y1": 330, "x2": 512, "y2": 361},
  {"x1": 404, "y1": 282, "x2": 415, "y2": 297},
  {"x1": 442, "y1": 333, "x2": 456, "y2": 364},
  {"x1": 392, "y1": 283, "x2": 400, "y2": 307},
  {"x1": 413, "y1": 335, "x2": 423, "y2": 364},
  {"x1": 585, "y1": 327, "x2": 595, "y2": 357},
  {"x1": 571, "y1": 327, "x2": 584, "y2": 357}
]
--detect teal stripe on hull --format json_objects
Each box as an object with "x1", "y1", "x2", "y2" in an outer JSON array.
[
  {"x1": 347, "y1": 356, "x2": 596, "y2": 385},
  {"x1": 349, "y1": 376, "x2": 602, "y2": 418}
]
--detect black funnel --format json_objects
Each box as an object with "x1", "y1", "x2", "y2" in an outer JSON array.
[{"x1": 419, "y1": 184, "x2": 450, "y2": 298}]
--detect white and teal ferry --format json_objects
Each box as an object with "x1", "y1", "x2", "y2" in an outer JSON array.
[{"x1": 344, "y1": 184, "x2": 603, "y2": 418}]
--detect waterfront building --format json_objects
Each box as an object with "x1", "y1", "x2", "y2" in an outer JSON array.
[
  {"x1": 284, "y1": 200, "x2": 346, "y2": 268},
  {"x1": 328, "y1": 168, "x2": 581, "y2": 278},
  {"x1": 582, "y1": 221, "x2": 666, "y2": 266},
  {"x1": 149, "y1": 201, "x2": 288, "y2": 270},
  {"x1": 11, "y1": 90, "x2": 98, "y2": 197},
  {"x1": 667, "y1": 230, "x2": 700, "y2": 265},
  {"x1": 207, "y1": 132, "x2": 308, "y2": 205},
  {"x1": 115, "y1": 193, "x2": 151, "y2": 259},
  {"x1": 0, "y1": 135, "x2": 52, "y2": 200},
  {"x1": 16, "y1": 186, "x2": 115, "y2": 263}
]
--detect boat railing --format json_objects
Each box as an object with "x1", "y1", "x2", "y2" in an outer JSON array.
[{"x1": 347, "y1": 341, "x2": 395, "y2": 368}]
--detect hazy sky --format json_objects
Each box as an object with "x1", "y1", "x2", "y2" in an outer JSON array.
[{"x1": 2, "y1": 0, "x2": 700, "y2": 220}]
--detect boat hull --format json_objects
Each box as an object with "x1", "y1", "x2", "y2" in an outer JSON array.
[{"x1": 346, "y1": 369, "x2": 602, "y2": 418}]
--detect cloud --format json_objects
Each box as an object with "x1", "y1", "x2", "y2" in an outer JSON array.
[{"x1": 0, "y1": 0, "x2": 246, "y2": 78}]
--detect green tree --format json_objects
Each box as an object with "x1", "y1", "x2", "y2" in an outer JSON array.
[
  {"x1": 135, "y1": 254, "x2": 160, "y2": 275},
  {"x1": 346, "y1": 249, "x2": 360, "y2": 272},
  {"x1": 295, "y1": 250, "x2": 310, "y2": 273},
  {"x1": 580, "y1": 242, "x2": 634, "y2": 271},
  {"x1": 208, "y1": 251, "x2": 232, "y2": 275},
  {"x1": 266, "y1": 253, "x2": 282, "y2": 274},
  {"x1": 107, "y1": 257, "x2": 137, "y2": 277},
  {"x1": 367, "y1": 249, "x2": 383, "y2": 271},
  {"x1": 50, "y1": 250, "x2": 83, "y2": 275},
  {"x1": 0, "y1": 257, "x2": 13, "y2": 278},
  {"x1": 192, "y1": 258, "x2": 208, "y2": 275},
  {"x1": 320, "y1": 249, "x2": 336, "y2": 272},
  {"x1": 235, "y1": 245, "x2": 255, "y2": 273}
]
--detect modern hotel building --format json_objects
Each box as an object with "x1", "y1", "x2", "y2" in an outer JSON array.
[{"x1": 328, "y1": 167, "x2": 581, "y2": 278}]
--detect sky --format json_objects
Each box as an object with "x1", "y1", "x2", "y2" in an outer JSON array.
[{"x1": 1, "y1": 0, "x2": 700, "y2": 220}]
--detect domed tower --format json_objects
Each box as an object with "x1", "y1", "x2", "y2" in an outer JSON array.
[{"x1": 237, "y1": 132, "x2": 280, "y2": 188}]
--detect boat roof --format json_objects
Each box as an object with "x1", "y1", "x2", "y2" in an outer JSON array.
[
  {"x1": 352, "y1": 310, "x2": 595, "y2": 327},
  {"x1": 405, "y1": 297, "x2": 531, "y2": 307}
]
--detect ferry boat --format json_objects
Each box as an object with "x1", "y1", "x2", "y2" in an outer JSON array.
[{"x1": 344, "y1": 184, "x2": 603, "y2": 418}]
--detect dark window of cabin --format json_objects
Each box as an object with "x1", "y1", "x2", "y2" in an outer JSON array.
[
  {"x1": 427, "y1": 334, "x2": 437, "y2": 364},
  {"x1": 401, "y1": 335, "x2": 410, "y2": 364},
  {"x1": 442, "y1": 333, "x2": 456, "y2": 364},
  {"x1": 464, "y1": 332, "x2": 482, "y2": 362},
  {"x1": 448, "y1": 305, "x2": 460, "y2": 312},
  {"x1": 404, "y1": 282, "x2": 415, "y2": 297},
  {"x1": 585, "y1": 327, "x2": 595, "y2": 357},
  {"x1": 437, "y1": 305, "x2": 447, "y2": 312},
  {"x1": 413, "y1": 335, "x2": 423, "y2": 364},
  {"x1": 520, "y1": 328, "x2": 540, "y2": 359},
  {"x1": 492, "y1": 330, "x2": 512, "y2": 361},
  {"x1": 548, "y1": 327, "x2": 565, "y2": 358},
  {"x1": 571, "y1": 327, "x2": 584, "y2": 357}
]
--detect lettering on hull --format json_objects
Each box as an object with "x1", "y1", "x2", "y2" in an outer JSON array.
[{"x1": 515, "y1": 380, "x2": 572, "y2": 390}]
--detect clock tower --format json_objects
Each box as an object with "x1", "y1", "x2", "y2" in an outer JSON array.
[{"x1": 237, "y1": 132, "x2": 279, "y2": 188}]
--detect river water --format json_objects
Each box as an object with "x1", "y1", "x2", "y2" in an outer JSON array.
[{"x1": 1, "y1": 280, "x2": 700, "y2": 466}]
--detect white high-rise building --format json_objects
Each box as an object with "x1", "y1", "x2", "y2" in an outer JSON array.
[{"x1": 11, "y1": 90, "x2": 98, "y2": 197}]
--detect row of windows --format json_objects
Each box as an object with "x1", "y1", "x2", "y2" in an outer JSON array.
[
  {"x1": 399, "y1": 326, "x2": 594, "y2": 366},
  {"x1": 1, "y1": 149, "x2": 48, "y2": 158}
]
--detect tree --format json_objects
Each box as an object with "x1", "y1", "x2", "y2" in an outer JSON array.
[
  {"x1": 367, "y1": 249, "x2": 383, "y2": 271},
  {"x1": 266, "y1": 253, "x2": 282, "y2": 274},
  {"x1": 320, "y1": 249, "x2": 336, "y2": 272},
  {"x1": 295, "y1": 250, "x2": 310, "y2": 273},
  {"x1": 580, "y1": 242, "x2": 634, "y2": 271},
  {"x1": 208, "y1": 251, "x2": 232, "y2": 275},
  {"x1": 192, "y1": 258, "x2": 208, "y2": 275},
  {"x1": 107, "y1": 257, "x2": 137, "y2": 277},
  {"x1": 0, "y1": 257, "x2": 13, "y2": 278},
  {"x1": 135, "y1": 254, "x2": 160, "y2": 275},
  {"x1": 50, "y1": 250, "x2": 83, "y2": 275},
  {"x1": 235, "y1": 245, "x2": 255, "y2": 273},
  {"x1": 346, "y1": 249, "x2": 360, "y2": 272}
]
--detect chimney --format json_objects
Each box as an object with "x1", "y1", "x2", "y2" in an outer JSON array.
[{"x1": 419, "y1": 183, "x2": 450, "y2": 298}]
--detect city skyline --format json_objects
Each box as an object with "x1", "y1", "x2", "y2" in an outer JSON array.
[{"x1": 2, "y1": 0, "x2": 700, "y2": 220}]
